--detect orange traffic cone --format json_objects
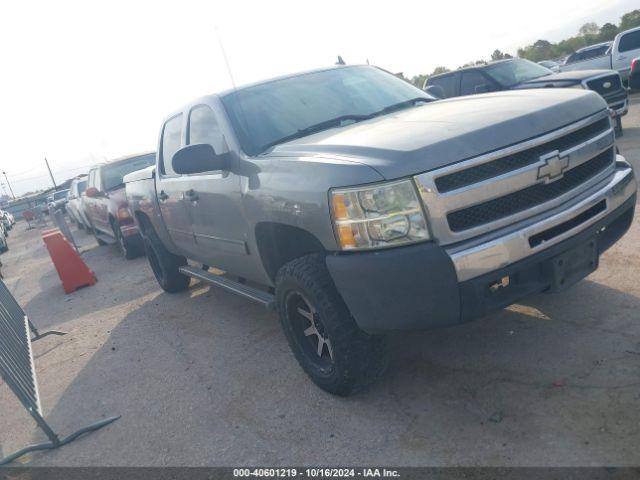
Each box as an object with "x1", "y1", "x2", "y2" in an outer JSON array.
[{"x1": 42, "y1": 229, "x2": 97, "y2": 293}]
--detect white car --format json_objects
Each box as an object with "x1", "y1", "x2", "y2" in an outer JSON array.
[
  {"x1": 0, "y1": 210, "x2": 13, "y2": 232},
  {"x1": 67, "y1": 176, "x2": 90, "y2": 228}
]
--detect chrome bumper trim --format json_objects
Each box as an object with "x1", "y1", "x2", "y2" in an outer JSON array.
[
  {"x1": 448, "y1": 156, "x2": 636, "y2": 282},
  {"x1": 613, "y1": 98, "x2": 629, "y2": 116}
]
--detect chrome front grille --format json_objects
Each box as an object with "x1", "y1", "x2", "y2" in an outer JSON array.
[
  {"x1": 585, "y1": 74, "x2": 622, "y2": 96},
  {"x1": 447, "y1": 148, "x2": 614, "y2": 232},
  {"x1": 435, "y1": 117, "x2": 610, "y2": 193},
  {"x1": 414, "y1": 111, "x2": 616, "y2": 245}
]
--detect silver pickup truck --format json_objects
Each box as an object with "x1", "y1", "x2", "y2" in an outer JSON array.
[{"x1": 125, "y1": 65, "x2": 636, "y2": 396}]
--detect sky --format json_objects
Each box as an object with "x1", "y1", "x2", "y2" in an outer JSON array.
[{"x1": 0, "y1": 0, "x2": 637, "y2": 196}]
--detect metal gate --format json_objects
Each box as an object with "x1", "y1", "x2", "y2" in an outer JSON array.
[{"x1": 0, "y1": 280, "x2": 119, "y2": 464}]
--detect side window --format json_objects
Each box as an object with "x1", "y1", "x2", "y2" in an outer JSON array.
[
  {"x1": 619, "y1": 31, "x2": 640, "y2": 53},
  {"x1": 429, "y1": 74, "x2": 458, "y2": 98},
  {"x1": 161, "y1": 114, "x2": 183, "y2": 175},
  {"x1": 188, "y1": 105, "x2": 227, "y2": 154},
  {"x1": 460, "y1": 71, "x2": 491, "y2": 96}
]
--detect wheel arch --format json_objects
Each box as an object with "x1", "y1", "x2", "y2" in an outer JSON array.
[{"x1": 254, "y1": 222, "x2": 326, "y2": 282}]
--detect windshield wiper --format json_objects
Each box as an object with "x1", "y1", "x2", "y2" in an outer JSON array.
[
  {"x1": 371, "y1": 97, "x2": 433, "y2": 117},
  {"x1": 259, "y1": 98, "x2": 432, "y2": 154},
  {"x1": 259, "y1": 114, "x2": 374, "y2": 153}
]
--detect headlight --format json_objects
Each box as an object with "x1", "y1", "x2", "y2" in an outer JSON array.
[{"x1": 330, "y1": 179, "x2": 430, "y2": 250}]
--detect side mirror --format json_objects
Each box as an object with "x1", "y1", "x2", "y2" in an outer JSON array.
[
  {"x1": 424, "y1": 85, "x2": 445, "y2": 99},
  {"x1": 172, "y1": 144, "x2": 227, "y2": 175},
  {"x1": 85, "y1": 187, "x2": 99, "y2": 198}
]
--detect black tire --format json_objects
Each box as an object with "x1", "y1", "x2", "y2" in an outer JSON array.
[
  {"x1": 112, "y1": 221, "x2": 142, "y2": 260},
  {"x1": 142, "y1": 224, "x2": 190, "y2": 293},
  {"x1": 275, "y1": 254, "x2": 387, "y2": 396}
]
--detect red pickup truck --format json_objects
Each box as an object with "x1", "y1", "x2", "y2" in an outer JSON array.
[{"x1": 83, "y1": 152, "x2": 155, "y2": 258}]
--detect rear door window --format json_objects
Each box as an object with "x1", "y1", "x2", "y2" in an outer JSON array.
[
  {"x1": 161, "y1": 114, "x2": 183, "y2": 175},
  {"x1": 618, "y1": 30, "x2": 640, "y2": 53}
]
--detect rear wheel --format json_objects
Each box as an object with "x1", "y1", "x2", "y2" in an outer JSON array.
[
  {"x1": 276, "y1": 254, "x2": 387, "y2": 396},
  {"x1": 112, "y1": 221, "x2": 142, "y2": 260},
  {"x1": 142, "y1": 225, "x2": 190, "y2": 293}
]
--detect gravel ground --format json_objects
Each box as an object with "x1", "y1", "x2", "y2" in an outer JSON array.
[{"x1": 1, "y1": 95, "x2": 640, "y2": 467}]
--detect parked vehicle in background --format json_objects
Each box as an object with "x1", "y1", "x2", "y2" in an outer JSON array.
[
  {"x1": 0, "y1": 226, "x2": 8, "y2": 253},
  {"x1": 125, "y1": 65, "x2": 636, "y2": 396},
  {"x1": 35, "y1": 197, "x2": 49, "y2": 215},
  {"x1": 560, "y1": 42, "x2": 612, "y2": 72},
  {"x1": 48, "y1": 189, "x2": 70, "y2": 212},
  {"x1": 424, "y1": 59, "x2": 627, "y2": 134},
  {"x1": 67, "y1": 176, "x2": 89, "y2": 228},
  {"x1": 84, "y1": 152, "x2": 155, "y2": 258},
  {"x1": 3, "y1": 211, "x2": 14, "y2": 226},
  {"x1": 0, "y1": 210, "x2": 14, "y2": 232},
  {"x1": 538, "y1": 60, "x2": 560, "y2": 72},
  {"x1": 559, "y1": 27, "x2": 640, "y2": 82},
  {"x1": 630, "y1": 57, "x2": 640, "y2": 90}
]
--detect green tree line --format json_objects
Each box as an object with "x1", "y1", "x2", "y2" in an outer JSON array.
[{"x1": 406, "y1": 9, "x2": 640, "y2": 88}]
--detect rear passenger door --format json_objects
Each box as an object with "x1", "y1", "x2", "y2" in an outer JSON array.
[
  {"x1": 183, "y1": 104, "x2": 251, "y2": 276},
  {"x1": 155, "y1": 114, "x2": 200, "y2": 258}
]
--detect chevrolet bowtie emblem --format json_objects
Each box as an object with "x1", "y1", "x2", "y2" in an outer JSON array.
[
  {"x1": 602, "y1": 81, "x2": 612, "y2": 89},
  {"x1": 537, "y1": 151, "x2": 569, "y2": 183}
]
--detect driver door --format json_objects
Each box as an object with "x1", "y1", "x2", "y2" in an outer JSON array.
[{"x1": 155, "y1": 113, "x2": 200, "y2": 259}]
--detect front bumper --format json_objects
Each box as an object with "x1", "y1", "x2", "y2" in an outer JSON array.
[
  {"x1": 612, "y1": 98, "x2": 629, "y2": 117},
  {"x1": 326, "y1": 161, "x2": 636, "y2": 333}
]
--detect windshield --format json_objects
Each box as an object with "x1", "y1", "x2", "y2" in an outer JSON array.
[
  {"x1": 221, "y1": 66, "x2": 434, "y2": 155},
  {"x1": 103, "y1": 153, "x2": 155, "y2": 191},
  {"x1": 483, "y1": 59, "x2": 552, "y2": 87}
]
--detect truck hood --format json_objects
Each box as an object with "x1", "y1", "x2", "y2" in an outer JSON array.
[
  {"x1": 520, "y1": 69, "x2": 614, "y2": 84},
  {"x1": 270, "y1": 89, "x2": 605, "y2": 180}
]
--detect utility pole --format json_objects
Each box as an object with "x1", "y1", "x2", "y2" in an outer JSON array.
[
  {"x1": 2, "y1": 172, "x2": 15, "y2": 200},
  {"x1": 44, "y1": 157, "x2": 57, "y2": 189}
]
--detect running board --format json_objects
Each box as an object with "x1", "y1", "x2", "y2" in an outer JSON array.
[{"x1": 179, "y1": 266, "x2": 275, "y2": 310}]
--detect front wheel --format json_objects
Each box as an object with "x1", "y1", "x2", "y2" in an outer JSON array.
[
  {"x1": 276, "y1": 254, "x2": 387, "y2": 396},
  {"x1": 142, "y1": 225, "x2": 190, "y2": 293}
]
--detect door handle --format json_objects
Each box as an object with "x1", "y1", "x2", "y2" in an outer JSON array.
[
  {"x1": 184, "y1": 189, "x2": 199, "y2": 201},
  {"x1": 159, "y1": 190, "x2": 169, "y2": 201}
]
